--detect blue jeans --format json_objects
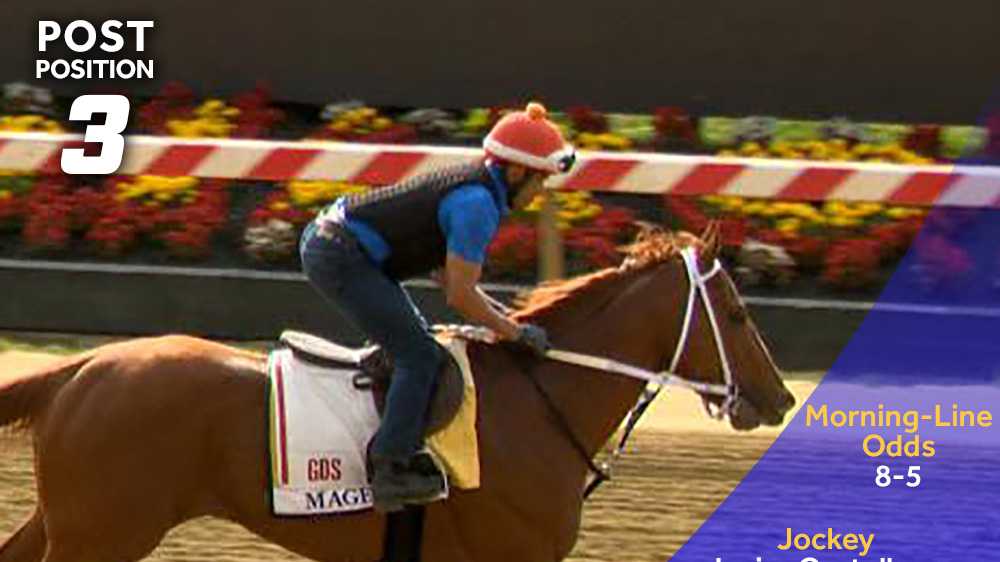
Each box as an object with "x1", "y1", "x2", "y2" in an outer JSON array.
[{"x1": 299, "y1": 220, "x2": 444, "y2": 460}]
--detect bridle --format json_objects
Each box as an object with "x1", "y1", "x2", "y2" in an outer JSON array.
[
  {"x1": 546, "y1": 246, "x2": 739, "y2": 417},
  {"x1": 445, "y1": 246, "x2": 744, "y2": 498}
]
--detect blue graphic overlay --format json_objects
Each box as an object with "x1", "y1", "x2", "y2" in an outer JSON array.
[{"x1": 672, "y1": 181, "x2": 1000, "y2": 561}]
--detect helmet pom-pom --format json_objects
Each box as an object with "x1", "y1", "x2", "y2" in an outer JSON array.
[{"x1": 525, "y1": 102, "x2": 547, "y2": 120}]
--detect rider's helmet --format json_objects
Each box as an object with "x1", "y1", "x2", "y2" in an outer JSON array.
[{"x1": 483, "y1": 102, "x2": 576, "y2": 174}]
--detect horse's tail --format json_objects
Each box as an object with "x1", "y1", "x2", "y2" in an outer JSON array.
[{"x1": 0, "y1": 351, "x2": 95, "y2": 432}]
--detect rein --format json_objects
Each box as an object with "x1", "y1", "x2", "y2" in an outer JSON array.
[{"x1": 443, "y1": 247, "x2": 742, "y2": 500}]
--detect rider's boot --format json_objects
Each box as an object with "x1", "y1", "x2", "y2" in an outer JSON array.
[{"x1": 371, "y1": 449, "x2": 447, "y2": 513}]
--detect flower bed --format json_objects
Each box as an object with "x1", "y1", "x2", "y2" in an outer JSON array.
[
  {"x1": 3, "y1": 81, "x2": 996, "y2": 164},
  {"x1": 137, "y1": 82, "x2": 285, "y2": 139},
  {"x1": 0, "y1": 173, "x2": 229, "y2": 259},
  {"x1": 308, "y1": 103, "x2": 419, "y2": 144},
  {"x1": 487, "y1": 192, "x2": 640, "y2": 280},
  {"x1": 664, "y1": 195, "x2": 926, "y2": 291},
  {"x1": 240, "y1": 181, "x2": 640, "y2": 277},
  {"x1": 0, "y1": 169, "x2": 988, "y2": 297},
  {"x1": 0, "y1": 83, "x2": 65, "y2": 134},
  {"x1": 243, "y1": 179, "x2": 366, "y2": 261},
  {"x1": 718, "y1": 139, "x2": 933, "y2": 165},
  {"x1": 2, "y1": 82, "x2": 997, "y2": 296}
]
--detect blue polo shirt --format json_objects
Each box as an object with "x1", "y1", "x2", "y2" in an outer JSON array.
[{"x1": 336, "y1": 164, "x2": 510, "y2": 267}]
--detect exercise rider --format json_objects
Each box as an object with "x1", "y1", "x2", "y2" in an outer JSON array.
[{"x1": 300, "y1": 102, "x2": 576, "y2": 512}]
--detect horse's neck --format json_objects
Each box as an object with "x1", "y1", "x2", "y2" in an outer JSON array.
[{"x1": 529, "y1": 276, "x2": 673, "y2": 455}]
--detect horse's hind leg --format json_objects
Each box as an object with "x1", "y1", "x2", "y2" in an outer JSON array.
[
  {"x1": 38, "y1": 517, "x2": 168, "y2": 562},
  {"x1": 0, "y1": 509, "x2": 46, "y2": 562},
  {"x1": 34, "y1": 491, "x2": 173, "y2": 562}
]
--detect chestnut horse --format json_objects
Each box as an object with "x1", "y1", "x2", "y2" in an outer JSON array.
[{"x1": 0, "y1": 226, "x2": 794, "y2": 562}]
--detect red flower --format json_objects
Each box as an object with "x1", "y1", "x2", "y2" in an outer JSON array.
[
  {"x1": 566, "y1": 106, "x2": 608, "y2": 134},
  {"x1": 653, "y1": 106, "x2": 697, "y2": 143},
  {"x1": 903, "y1": 124, "x2": 941, "y2": 158},
  {"x1": 718, "y1": 217, "x2": 748, "y2": 248},
  {"x1": 566, "y1": 232, "x2": 619, "y2": 268},
  {"x1": 821, "y1": 239, "x2": 882, "y2": 289},
  {"x1": 488, "y1": 223, "x2": 538, "y2": 274},
  {"x1": 663, "y1": 195, "x2": 708, "y2": 232}
]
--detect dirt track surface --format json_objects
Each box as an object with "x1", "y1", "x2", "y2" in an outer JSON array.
[{"x1": 0, "y1": 351, "x2": 815, "y2": 561}]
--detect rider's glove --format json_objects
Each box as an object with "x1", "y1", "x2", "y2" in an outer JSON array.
[{"x1": 515, "y1": 323, "x2": 551, "y2": 358}]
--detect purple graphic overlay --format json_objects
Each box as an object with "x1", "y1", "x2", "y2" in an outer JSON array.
[{"x1": 671, "y1": 178, "x2": 1000, "y2": 561}]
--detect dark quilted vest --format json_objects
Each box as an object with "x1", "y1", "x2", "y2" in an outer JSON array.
[{"x1": 343, "y1": 162, "x2": 501, "y2": 280}]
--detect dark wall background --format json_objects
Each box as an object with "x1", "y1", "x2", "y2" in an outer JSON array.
[
  {"x1": 3, "y1": 0, "x2": 999, "y2": 122},
  {"x1": 0, "y1": 263, "x2": 863, "y2": 371}
]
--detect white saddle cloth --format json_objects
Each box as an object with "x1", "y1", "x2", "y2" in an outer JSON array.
[{"x1": 267, "y1": 334, "x2": 479, "y2": 516}]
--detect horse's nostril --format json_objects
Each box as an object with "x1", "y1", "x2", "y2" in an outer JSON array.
[{"x1": 779, "y1": 389, "x2": 796, "y2": 412}]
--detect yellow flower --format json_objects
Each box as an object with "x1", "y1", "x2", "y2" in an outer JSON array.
[
  {"x1": 329, "y1": 121, "x2": 352, "y2": 133},
  {"x1": 776, "y1": 217, "x2": 802, "y2": 233},
  {"x1": 0, "y1": 190, "x2": 11, "y2": 200},
  {"x1": 760, "y1": 204, "x2": 789, "y2": 217},
  {"x1": 719, "y1": 196, "x2": 746, "y2": 211},
  {"x1": 783, "y1": 203, "x2": 821, "y2": 219},
  {"x1": 524, "y1": 197, "x2": 543, "y2": 212},
  {"x1": 195, "y1": 100, "x2": 227, "y2": 116},
  {"x1": 822, "y1": 201, "x2": 849, "y2": 216},
  {"x1": 854, "y1": 202, "x2": 884, "y2": 215},
  {"x1": 579, "y1": 204, "x2": 602, "y2": 219},
  {"x1": 739, "y1": 142, "x2": 763, "y2": 156},
  {"x1": 851, "y1": 144, "x2": 873, "y2": 156},
  {"x1": 0, "y1": 114, "x2": 63, "y2": 133},
  {"x1": 828, "y1": 215, "x2": 862, "y2": 228},
  {"x1": 287, "y1": 180, "x2": 368, "y2": 207},
  {"x1": 884, "y1": 206, "x2": 923, "y2": 219},
  {"x1": 271, "y1": 201, "x2": 290, "y2": 211},
  {"x1": 703, "y1": 194, "x2": 745, "y2": 210}
]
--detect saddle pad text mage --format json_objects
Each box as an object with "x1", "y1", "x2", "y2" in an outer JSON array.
[
  {"x1": 268, "y1": 348, "x2": 378, "y2": 515},
  {"x1": 267, "y1": 336, "x2": 480, "y2": 516}
]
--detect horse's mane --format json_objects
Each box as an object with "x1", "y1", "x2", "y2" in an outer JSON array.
[{"x1": 511, "y1": 229, "x2": 703, "y2": 323}]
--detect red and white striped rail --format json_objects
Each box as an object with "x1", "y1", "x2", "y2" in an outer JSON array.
[{"x1": 1, "y1": 131, "x2": 999, "y2": 206}]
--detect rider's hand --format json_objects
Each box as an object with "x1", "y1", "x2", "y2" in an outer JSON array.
[{"x1": 516, "y1": 323, "x2": 550, "y2": 357}]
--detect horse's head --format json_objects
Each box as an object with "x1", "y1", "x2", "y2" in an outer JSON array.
[{"x1": 626, "y1": 223, "x2": 795, "y2": 430}]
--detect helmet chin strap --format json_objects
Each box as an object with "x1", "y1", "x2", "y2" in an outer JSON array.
[{"x1": 484, "y1": 158, "x2": 525, "y2": 207}]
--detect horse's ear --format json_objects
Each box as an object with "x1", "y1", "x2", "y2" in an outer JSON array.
[{"x1": 700, "y1": 221, "x2": 722, "y2": 264}]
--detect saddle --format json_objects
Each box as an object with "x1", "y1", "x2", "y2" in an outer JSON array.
[{"x1": 279, "y1": 330, "x2": 466, "y2": 434}]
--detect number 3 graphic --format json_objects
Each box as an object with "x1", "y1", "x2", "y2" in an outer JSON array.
[{"x1": 61, "y1": 95, "x2": 130, "y2": 175}]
